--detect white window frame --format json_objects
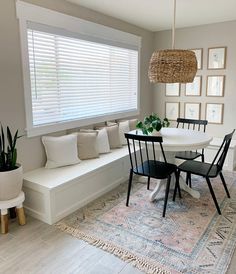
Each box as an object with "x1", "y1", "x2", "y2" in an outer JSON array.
[{"x1": 16, "y1": 1, "x2": 141, "y2": 137}]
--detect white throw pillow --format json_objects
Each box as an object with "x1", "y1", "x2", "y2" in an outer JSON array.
[
  {"x1": 118, "y1": 120, "x2": 130, "y2": 145},
  {"x1": 42, "y1": 135, "x2": 81, "y2": 169},
  {"x1": 96, "y1": 128, "x2": 111, "y2": 153}
]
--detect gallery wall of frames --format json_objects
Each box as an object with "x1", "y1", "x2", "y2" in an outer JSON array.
[{"x1": 165, "y1": 47, "x2": 226, "y2": 124}]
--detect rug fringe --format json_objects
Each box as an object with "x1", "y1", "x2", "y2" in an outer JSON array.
[{"x1": 56, "y1": 222, "x2": 171, "y2": 274}]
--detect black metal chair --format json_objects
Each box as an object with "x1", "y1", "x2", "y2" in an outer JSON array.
[
  {"x1": 175, "y1": 118, "x2": 208, "y2": 162},
  {"x1": 125, "y1": 132, "x2": 181, "y2": 217},
  {"x1": 174, "y1": 130, "x2": 235, "y2": 215}
]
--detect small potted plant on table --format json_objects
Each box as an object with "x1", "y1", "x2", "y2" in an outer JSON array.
[
  {"x1": 136, "y1": 113, "x2": 170, "y2": 135},
  {"x1": 0, "y1": 124, "x2": 23, "y2": 201}
]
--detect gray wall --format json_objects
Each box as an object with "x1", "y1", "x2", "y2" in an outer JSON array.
[
  {"x1": 153, "y1": 21, "x2": 236, "y2": 138},
  {"x1": 2, "y1": 0, "x2": 235, "y2": 173},
  {"x1": 0, "y1": 0, "x2": 154, "y2": 172}
]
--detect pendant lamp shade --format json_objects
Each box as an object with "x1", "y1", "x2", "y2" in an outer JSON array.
[
  {"x1": 148, "y1": 49, "x2": 197, "y2": 83},
  {"x1": 148, "y1": 0, "x2": 197, "y2": 83}
]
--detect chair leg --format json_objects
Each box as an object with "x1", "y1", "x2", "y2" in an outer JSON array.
[
  {"x1": 206, "y1": 177, "x2": 221, "y2": 215},
  {"x1": 186, "y1": 172, "x2": 192, "y2": 188},
  {"x1": 173, "y1": 170, "x2": 181, "y2": 201},
  {"x1": 163, "y1": 176, "x2": 171, "y2": 217},
  {"x1": 1, "y1": 210, "x2": 8, "y2": 234},
  {"x1": 126, "y1": 169, "x2": 133, "y2": 206},
  {"x1": 186, "y1": 172, "x2": 189, "y2": 185},
  {"x1": 147, "y1": 177, "x2": 150, "y2": 190},
  {"x1": 189, "y1": 174, "x2": 192, "y2": 188},
  {"x1": 201, "y1": 154, "x2": 204, "y2": 162},
  {"x1": 219, "y1": 172, "x2": 230, "y2": 198}
]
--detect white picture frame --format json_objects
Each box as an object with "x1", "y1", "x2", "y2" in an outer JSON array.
[
  {"x1": 185, "y1": 76, "x2": 202, "y2": 96},
  {"x1": 206, "y1": 75, "x2": 225, "y2": 97},
  {"x1": 191, "y1": 48, "x2": 203, "y2": 70},
  {"x1": 208, "y1": 47, "x2": 226, "y2": 69},
  {"x1": 205, "y1": 103, "x2": 224, "y2": 124},
  {"x1": 165, "y1": 83, "x2": 180, "y2": 97},
  {"x1": 185, "y1": 103, "x2": 201, "y2": 120},
  {"x1": 165, "y1": 102, "x2": 180, "y2": 121}
]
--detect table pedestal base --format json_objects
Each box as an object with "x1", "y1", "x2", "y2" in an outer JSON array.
[{"x1": 148, "y1": 151, "x2": 200, "y2": 201}]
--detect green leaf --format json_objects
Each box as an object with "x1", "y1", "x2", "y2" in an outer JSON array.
[
  {"x1": 7, "y1": 126, "x2": 14, "y2": 150},
  {"x1": 144, "y1": 116, "x2": 150, "y2": 125},
  {"x1": 1, "y1": 124, "x2": 5, "y2": 153},
  {"x1": 0, "y1": 135, "x2": 2, "y2": 154},
  {"x1": 12, "y1": 148, "x2": 17, "y2": 168},
  {"x1": 13, "y1": 129, "x2": 18, "y2": 149},
  {"x1": 136, "y1": 121, "x2": 143, "y2": 129}
]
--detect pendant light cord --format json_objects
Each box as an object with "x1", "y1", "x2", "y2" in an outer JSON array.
[{"x1": 172, "y1": 0, "x2": 176, "y2": 49}]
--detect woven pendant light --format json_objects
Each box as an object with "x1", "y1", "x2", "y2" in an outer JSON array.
[{"x1": 148, "y1": 0, "x2": 197, "y2": 83}]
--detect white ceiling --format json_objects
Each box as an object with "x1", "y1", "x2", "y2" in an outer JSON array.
[{"x1": 67, "y1": 0, "x2": 236, "y2": 32}]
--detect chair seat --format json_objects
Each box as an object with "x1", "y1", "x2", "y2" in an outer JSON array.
[
  {"x1": 133, "y1": 160, "x2": 177, "y2": 179},
  {"x1": 178, "y1": 160, "x2": 219, "y2": 178},
  {"x1": 175, "y1": 151, "x2": 202, "y2": 160}
]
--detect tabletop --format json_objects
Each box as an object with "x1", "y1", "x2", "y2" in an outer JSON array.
[{"x1": 132, "y1": 127, "x2": 212, "y2": 152}]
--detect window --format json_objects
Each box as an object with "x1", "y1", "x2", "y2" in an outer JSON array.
[{"x1": 17, "y1": 1, "x2": 141, "y2": 137}]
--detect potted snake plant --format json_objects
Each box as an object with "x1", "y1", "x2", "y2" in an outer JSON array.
[
  {"x1": 0, "y1": 124, "x2": 23, "y2": 200},
  {"x1": 136, "y1": 113, "x2": 170, "y2": 135}
]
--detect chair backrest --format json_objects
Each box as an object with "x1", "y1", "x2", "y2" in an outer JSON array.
[
  {"x1": 207, "y1": 129, "x2": 235, "y2": 175},
  {"x1": 177, "y1": 118, "x2": 208, "y2": 132},
  {"x1": 124, "y1": 132, "x2": 167, "y2": 175}
]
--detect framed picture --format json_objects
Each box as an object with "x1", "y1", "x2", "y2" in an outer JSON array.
[
  {"x1": 185, "y1": 76, "x2": 202, "y2": 96},
  {"x1": 184, "y1": 103, "x2": 201, "y2": 120},
  {"x1": 207, "y1": 47, "x2": 227, "y2": 69},
  {"x1": 206, "y1": 75, "x2": 225, "y2": 97},
  {"x1": 205, "y1": 103, "x2": 224, "y2": 124},
  {"x1": 191, "y1": 48, "x2": 203, "y2": 70},
  {"x1": 165, "y1": 102, "x2": 180, "y2": 121},
  {"x1": 165, "y1": 83, "x2": 180, "y2": 97}
]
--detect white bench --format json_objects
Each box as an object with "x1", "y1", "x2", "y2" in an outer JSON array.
[
  {"x1": 204, "y1": 137, "x2": 236, "y2": 171},
  {"x1": 23, "y1": 146, "x2": 132, "y2": 225}
]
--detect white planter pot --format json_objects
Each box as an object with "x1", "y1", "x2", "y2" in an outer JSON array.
[{"x1": 0, "y1": 164, "x2": 23, "y2": 201}]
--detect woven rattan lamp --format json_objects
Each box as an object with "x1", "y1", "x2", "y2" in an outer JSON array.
[{"x1": 148, "y1": 0, "x2": 197, "y2": 83}]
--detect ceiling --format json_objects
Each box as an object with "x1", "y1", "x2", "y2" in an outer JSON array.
[{"x1": 67, "y1": 0, "x2": 236, "y2": 32}]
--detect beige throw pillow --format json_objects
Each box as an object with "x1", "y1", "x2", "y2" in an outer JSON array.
[
  {"x1": 75, "y1": 131, "x2": 99, "y2": 160},
  {"x1": 80, "y1": 128, "x2": 110, "y2": 154},
  {"x1": 129, "y1": 119, "x2": 138, "y2": 131}
]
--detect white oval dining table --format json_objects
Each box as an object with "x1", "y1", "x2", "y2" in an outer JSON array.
[{"x1": 135, "y1": 127, "x2": 212, "y2": 201}]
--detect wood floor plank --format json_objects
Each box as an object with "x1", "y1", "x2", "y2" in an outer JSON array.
[{"x1": 119, "y1": 263, "x2": 143, "y2": 274}]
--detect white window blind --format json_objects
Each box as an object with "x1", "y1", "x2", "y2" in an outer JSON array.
[{"x1": 27, "y1": 28, "x2": 138, "y2": 128}]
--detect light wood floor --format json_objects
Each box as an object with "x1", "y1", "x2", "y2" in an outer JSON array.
[{"x1": 0, "y1": 215, "x2": 236, "y2": 274}]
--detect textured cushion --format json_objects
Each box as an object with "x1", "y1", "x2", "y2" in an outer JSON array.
[
  {"x1": 96, "y1": 124, "x2": 122, "y2": 149},
  {"x1": 42, "y1": 135, "x2": 80, "y2": 169},
  {"x1": 118, "y1": 120, "x2": 130, "y2": 145},
  {"x1": 80, "y1": 128, "x2": 110, "y2": 154},
  {"x1": 106, "y1": 124, "x2": 122, "y2": 148},
  {"x1": 76, "y1": 131, "x2": 99, "y2": 160},
  {"x1": 129, "y1": 119, "x2": 138, "y2": 131}
]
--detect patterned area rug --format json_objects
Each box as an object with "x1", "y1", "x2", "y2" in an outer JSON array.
[{"x1": 56, "y1": 172, "x2": 236, "y2": 274}]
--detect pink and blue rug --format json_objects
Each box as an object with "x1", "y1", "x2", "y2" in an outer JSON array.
[{"x1": 57, "y1": 172, "x2": 236, "y2": 274}]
